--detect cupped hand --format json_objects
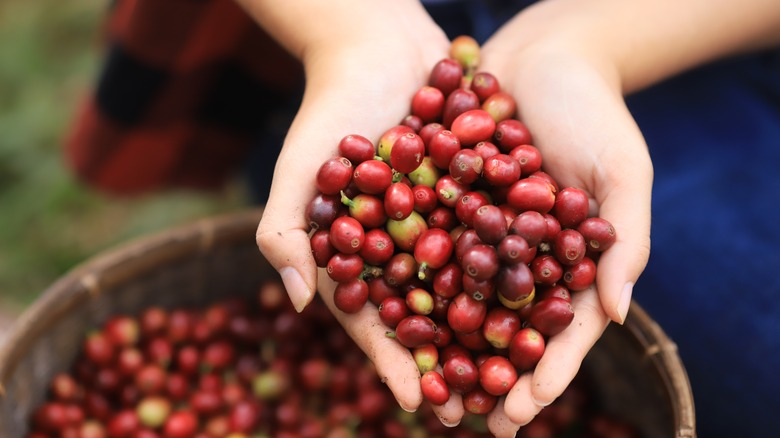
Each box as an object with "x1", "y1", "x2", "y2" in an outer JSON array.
[
  {"x1": 254, "y1": 4, "x2": 468, "y2": 424},
  {"x1": 474, "y1": 10, "x2": 654, "y2": 435}
]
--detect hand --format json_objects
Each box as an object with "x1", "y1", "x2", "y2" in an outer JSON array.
[
  {"x1": 474, "y1": 6, "x2": 653, "y2": 434},
  {"x1": 253, "y1": 1, "x2": 470, "y2": 425}
]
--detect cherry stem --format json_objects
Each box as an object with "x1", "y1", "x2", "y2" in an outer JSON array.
[
  {"x1": 340, "y1": 190, "x2": 354, "y2": 207},
  {"x1": 360, "y1": 265, "x2": 384, "y2": 280}
]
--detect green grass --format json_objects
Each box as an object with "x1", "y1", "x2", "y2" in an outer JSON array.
[{"x1": 0, "y1": 1, "x2": 249, "y2": 312}]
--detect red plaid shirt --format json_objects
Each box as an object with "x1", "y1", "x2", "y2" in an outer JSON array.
[{"x1": 66, "y1": 0, "x2": 303, "y2": 195}]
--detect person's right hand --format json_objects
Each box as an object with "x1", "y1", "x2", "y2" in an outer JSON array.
[
  {"x1": 473, "y1": 2, "x2": 655, "y2": 434},
  {"x1": 244, "y1": 0, "x2": 472, "y2": 426}
]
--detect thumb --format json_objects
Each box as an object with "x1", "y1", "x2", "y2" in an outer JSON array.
[
  {"x1": 256, "y1": 214, "x2": 318, "y2": 314},
  {"x1": 256, "y1": 147, "x2": 324, "y2": 313},
  {"x1": 594, "y1": 164, "x2": 653, "y2": 324}
]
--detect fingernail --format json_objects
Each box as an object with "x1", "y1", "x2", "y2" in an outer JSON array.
[
  {"x1": 279, "y1": 267, "x2": 312, "y2": 313},
  {"x1": 532, "y1": 397, "x2": 552, "y2": 408},
  {"x1": 400, "y1": 405, "x2": 418, "y2": 413},
  {"x1": 439, "y1": 417, "x2": 461, "y2": 428},
  {"x1": 616, "y1": 282, "x2": 634, "y2": 324}
]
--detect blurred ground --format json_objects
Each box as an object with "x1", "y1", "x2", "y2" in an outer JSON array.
[{"x1": 0, "y1": 1, "x2": 249, "y2": 344}]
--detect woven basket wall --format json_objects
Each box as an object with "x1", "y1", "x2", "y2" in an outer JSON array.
[{"x1": 0, "y1": 209, "x2": 695, "y2": 437}]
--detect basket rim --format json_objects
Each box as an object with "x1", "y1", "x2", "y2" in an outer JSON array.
[
  {"x1": 0, "y1": 208, "x2": 264, "y2": 394},
  {"x1": 624, "y1": 303, "x2": 696, "y2": 437}
]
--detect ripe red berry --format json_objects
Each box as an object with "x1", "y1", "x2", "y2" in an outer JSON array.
[
  {"x1": 451, "y1": 109, "x2": 496, "y2": 147},
  {"x1": 420, "y1": 371, "x2": 450, "y2": 406},
  {"x1": 338, "y1": 134, "x2": 375, "y2": 164},
  {"x1": 315, "y1": 156, "x2": 353, "y2": 195},
  {"x1": 390, "y1": 132, "x2": 425, "y2": 174},
  {"x1": 411, "y1": 86, "x2": 445, "y2": 123},
  {"x1": 478, "y1": 356, "x2": 518, "y2": 396},
  {"x1": 328, "y1": 216, "x2": 365, "y2": 254}
]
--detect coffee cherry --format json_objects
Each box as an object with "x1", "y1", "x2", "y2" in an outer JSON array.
[
  {"x1": 442, "y1": 354, "x2": 479, "y2": 394},
  {"x1": 473, "y1": 141, "x2": 501, "y2": 161},
  {"x1": 306, "y1": 193, "x2": 344, "y2": 230},
  {"x1": 384, "y1": 182, "x2": 415, "y2": 221},
  {"x1": 563, "y1": 256, "x2": 597, "y2": 291},
  {"x1": 530, "y1": 254, "x2": 564, "y2": 286},
  {"x1": 508, "y1": 327, "x2": 545, "y2": 371},
  {"x1": 316, "y1": 157, "x2": 353, "y2": 195},
  {"x1": 482, "y1": 153, "x2": 521, "y2": 187},
  {"x1": 461, "y1": 244, "x2": 499, "y2": 282},
  {"x1": 451, "y1": 109, "x2": 496, "y2": 146},
  {"x1": 333, "y1": 278, "x2": 369, "y2": 314},
  {"x1": 482, "y1": 92, "x2": 517, "y2": 122},
  {"x1": 506, "y1": 178, "x2": 556, "y2": 214},
  {"x1": 553, "y1": 229, "x2": 587, "y2": 266},
  {"x1": 462, "y1": 387, "x2": 498, "y2": 415},
  {"x1": 577, "y1": 217, "x2": 617, "y2": 252},
  {"x1": 447, "y1": 293, "x2": 487, "y2": 334},
  {"x1": 470, "y1": 71, "x2": 500, "y2": 102},
  {"x1": 391, "y1": 315, "x2": 438, "y2": 348},
  {"x1": 496, "y1": 263, "x2": 534, "y2": 303},
  {"x1": 448, "y1": 149, "x2": 484, "y2": 185},
  {"x1": 326, "y1": 253, "x2": 365, "y2": 282},
  {"x1": 482, "y1": 307, "x2": 522, "y2": 349},
  {"x1": 472, "y1": 205, "x2": 508, "y2": 245},
  {"x1": 359, "y1": 228, "x2": 395, "y2": 266},
  {"x1": 553, "y1": 187, "x2": 590, "y2": 228},
  {"x1": 411, "y1": 86, "x2": 445, "y2": 123},
  {"x1": 428, "y1": 58, "x2": 462, "y2": 97},
  {"x1": 497, "y1": 234, "x2": 531, "y2": 265},
  {"x1": 428, "y1": 129, "x2": 462, "y2": 169},
  {"x1": 377, "y1": 125, "x2": 414, "y2": 162},
  {"x1": 450, "y1": 35, "x2": 480, "y2": 71},
  {"x1": 420, "y1": 371, "x2": 450, "y2": 406},
  {"x1": 378, "y1": 296, "x2": 410, "y2": 328},
  {"x1": 329, "y1": 216, "x2": 365, "y2": 254},
  {"x1": 509, "y1": 144, "x2": 543, "y2": 175},
  {"x1": 386, "y1": 211, "x2": 428, "y2": 253},
  {"x1": 338, "y1": 134, "x2": 375, "y2": 164},
  {"x1": 478, "y1": 356, "x2": 517, "y2": 396},
  {"x1": 414, "y1": 228, "x2": 454, "y2": 278},
  {"x1": 352, "y1": 160, "x2": 393, "y2": 195},
  {"x1": 390, "y1": 132, "x2": 425, "y2": 174},
  {"x1": 443, "y1": 88, "x2": 481, "y2": 128},
  {"x1": 494, "y1": 119, "x2": 532, "y2": 151},
  {"x1": 529, "y1": 297, "x2": 575, "y2": 337},
  {"x1": 341, "y1": 192, "x2": 386, "y2": 229}
]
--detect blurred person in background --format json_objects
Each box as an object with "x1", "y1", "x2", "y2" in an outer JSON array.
[{"x1": 67, "y1": 0, "x2": 780, "y2": 436}]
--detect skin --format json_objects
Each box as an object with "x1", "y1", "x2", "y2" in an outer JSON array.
[{"x1": 238, "y1": 0, "x2": 780, "y2": 435}]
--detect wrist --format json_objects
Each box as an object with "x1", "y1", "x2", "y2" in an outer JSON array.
[{"x1": 481, "y1": 2, "x2": 623, "y2": 95}]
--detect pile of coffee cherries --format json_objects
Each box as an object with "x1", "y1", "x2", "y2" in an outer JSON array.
[
  {"x1": 26, "y1": 281, "x2": 491, "y2": 438},
  {"x1": 26, "y1": 279, "x2": 636, "y2": 437},
  {"x1": 308, "y1": 36, "x2": 617, "y2": 411}
]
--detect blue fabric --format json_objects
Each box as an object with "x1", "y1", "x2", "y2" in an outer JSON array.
[
  {"x1": 427, "y1": 3, "x2": 780, "y2": 436},
  {"x1": 627, "y1": 53, "x2": 780, "y2": 437}
]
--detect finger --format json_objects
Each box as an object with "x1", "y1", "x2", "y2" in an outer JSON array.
[
  {"x1": 595, "y1": 159, "x2": 652, "y2": 323},
  {"x1": 256, "y1": 98, "x2": 354, "y2": 312},
  {"x1": 487, "y1": 395, "x2": 525, "y2": 437},
  {"x1": 316, "y1": 274, "x2": 424, "y2": 412},
  {"x1": 528, "y1": 286, "x2": 609, "y2": 407},
  {"x1": 429, "y1": 366, "x2": 464, "y2": 427},
  {"x1": 501, "y1": 371, "x2": 543, "y2": 426}
]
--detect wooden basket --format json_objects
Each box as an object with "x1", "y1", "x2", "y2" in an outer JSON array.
[{"x1": 0, "y1": 209, "x2": 695, "y2": 437}]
